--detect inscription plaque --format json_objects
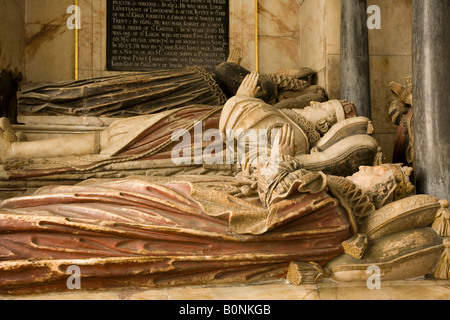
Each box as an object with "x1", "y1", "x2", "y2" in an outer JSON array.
[{"x1": 107, "y1": 0, "x2": 229, "y2": 72}]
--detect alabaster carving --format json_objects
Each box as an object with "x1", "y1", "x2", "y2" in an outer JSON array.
[
  {"x1": 0, "y1": 152, "x2": 440, "y2": 293},
  {"x1": 0, "y1": 73, "x2": 378, "y2": 184},
  {"x1": 326, "y1": 228, "x2": 444, "y2": 282},
  {"x1": 0, "y1": 157, "x2": 447, "y2": 292},
  {"x1": 287, "y1": 261, "x2": 325, "y2": 285},
  {"x1": 17, "y1": 50, "x2": 322, "y2": 118},
  {"x1": 359, "y1": 194, "x2": 441, "y2": 241},
  {"x1": 0, "y1": 170, "x2": 350, "y2": 293},
  {"x1": 18, "y1": 67, "x2": 227, "y2": 117},
  {"x1": 389, "y1": 77, "x2": 414, "y2": 166}
]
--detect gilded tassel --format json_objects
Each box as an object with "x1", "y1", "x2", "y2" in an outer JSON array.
[
  {"x1": 367, "y1": 121, "x2": 375, "y2": 135},
  {"x1": 342, "y1": 233, "x2": 369, "y2": 259},
  {"x1": 432, "y1": 200, "x2": 450, "y2": 237},
  {"x1": 432, "y1": 239, "x2": 450, "y2": 280},
  {"x1": 373, "y1": 147, "x2": 385, "y2": 166}
]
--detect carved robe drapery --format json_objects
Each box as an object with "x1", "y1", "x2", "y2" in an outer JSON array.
[
  {"x1": 2, "y1": 105, "x2": 223, "y2": 180},
  {"x1": 17, "y1": 68, "x2": 227, "y2": 117}
]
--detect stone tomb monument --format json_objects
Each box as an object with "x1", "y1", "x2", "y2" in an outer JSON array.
[{"x1": 0, "y1": 1, "x2": 448, "y2": 294}]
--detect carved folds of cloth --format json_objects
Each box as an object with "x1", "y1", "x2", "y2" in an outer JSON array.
[
  {"x1": 0, "y1": 175, "x2": 350, "y2": 294},
  {"x1": 17, "y1": 67, "x2": 227, "y2": 117}
]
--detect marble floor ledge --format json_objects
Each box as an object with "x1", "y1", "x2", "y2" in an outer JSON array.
[{"x1": 1, "y1": 279, "x2": 449, "y2": 301}]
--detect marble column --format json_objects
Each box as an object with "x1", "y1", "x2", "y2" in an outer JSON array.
[
  {"x1": 412, "y1": 0, "x2": 450, "y2": 200},
  {"x1": 340, "y1": 0, "x2": 371, "y2": 119}
]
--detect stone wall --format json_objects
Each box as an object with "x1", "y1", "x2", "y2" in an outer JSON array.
[
  {"x1": 0, "y1": 0, "x2": 25, "y2": 75},
  {"x1": 22, "y1": 0, "x2": 303, "y2": 81}
]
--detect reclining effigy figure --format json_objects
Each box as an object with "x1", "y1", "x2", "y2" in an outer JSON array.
[
  {"x1": 1, "y1": 52, "x2": 329, "y2": 183},
  {"x1": 389, "y1": 77, "x2": 414, "y2": 167},
  {"x1": 0, "y1": 73, "x2": 448, "y2": 294},
  {"x1": 0, "y1": 72, "x2": 373, "y2": 182},
  {"x1": 16, "y1": 49, "x2": 322, "y2": 118}
]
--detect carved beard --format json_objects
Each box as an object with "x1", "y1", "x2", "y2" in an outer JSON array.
[
  {"x1": 366, "y1": 176, "x2": 397, "y2": 209},
  {"x1": 316, "y1": 114, "x2": 338, "y2": 136},
  {"x1": 347, "y1": 169, "x2": 399, "y2": 210}
]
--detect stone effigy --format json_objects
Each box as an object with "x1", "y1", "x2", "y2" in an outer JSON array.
[
  {"x1": 16, "y1": 50, "x2": 322, "y2": 118},
  {"x1": 389, "y1": 77, "x2": 414, "y2": 167},
  {"x1": 0, "y1": 54, "x2": 330, "y2": 198},
  {"x1": 0, "y1": 75, "x2": 373, "y2": 183},
  {"x1": 18, "y1": 67, "x2": 227, "y2": 118},
  {"x1": 0, "y1": 72, "x2": 448, "y2": 294}
]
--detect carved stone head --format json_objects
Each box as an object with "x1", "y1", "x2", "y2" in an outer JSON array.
[
  {"x1": 295, "y1": 100, "x2": 346, "y2": 128},
  {"x1": 347, "y1": 164, "x2": 415, "y2": 208}
]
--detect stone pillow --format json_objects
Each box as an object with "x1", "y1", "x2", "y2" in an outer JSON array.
[
  {"x1": 314, "y1": 117, "x2": 373, "y2": 152},
  {"x1": 326, "y1": 228, "x2": 444, "y2": 282},
  {"x1": 296, "y1": 134, "x2": 379, "y2": 177},
  {"x1": 359, "y1": 194, "x2": 440, "y2": 241}
]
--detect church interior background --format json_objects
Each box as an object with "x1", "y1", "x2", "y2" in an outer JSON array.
[{"x1": 0, "y1": 0, "x2": 449, "y2": 301}]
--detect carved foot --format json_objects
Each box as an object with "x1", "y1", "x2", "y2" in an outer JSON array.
[
  {"x1": 0, "y1": 128, "x2": 12, "y2": 164},
  {"x1": 0, "y1": 118, "x2": 17, "y2": 164},
  {"x1": 0, "y1": 117, "x2": 17, "y2": 142}
]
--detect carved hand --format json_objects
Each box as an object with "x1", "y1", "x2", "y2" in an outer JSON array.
[
  {"x1": 236, "y1": 72, "x2": 261, "y2": 98},
  {"x1": 274, "y1": 123, "x2": 296, "y2": 158}
]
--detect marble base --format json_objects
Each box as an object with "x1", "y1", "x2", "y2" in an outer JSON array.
[
  {"x1": 1, "y1": 279, "x2": 449, "y2": 300},
  {"x1": 14, "y1": 115, "x2": 114, "y2": 141}
]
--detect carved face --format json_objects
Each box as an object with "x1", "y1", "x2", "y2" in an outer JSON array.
[
  {"x1": 347, "y1": 165, "x2": 401, "y2": 208},
  {"x1": 347, "y1": 165, "x2": 393, "y2": 192},
  {"x1": 296, "y1": 101, "x2": 338, "y2": 126}
]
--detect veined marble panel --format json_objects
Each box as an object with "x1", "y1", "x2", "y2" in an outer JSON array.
[
  {"x1": 24, "y1": 0, "x2": 74, "y2": 82},
  {"x1": 0, "y1": 0, "x2": 25, "y2": 74},
  {"x1": 258, "y1": 0, "x2": 301, "y2": 74},
  {"x1": 25, "y1": 23, "x2": 74, "y2": 82},
  {"x1": 299, "y1": 0, "x2": 326, "y2": 73}
]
